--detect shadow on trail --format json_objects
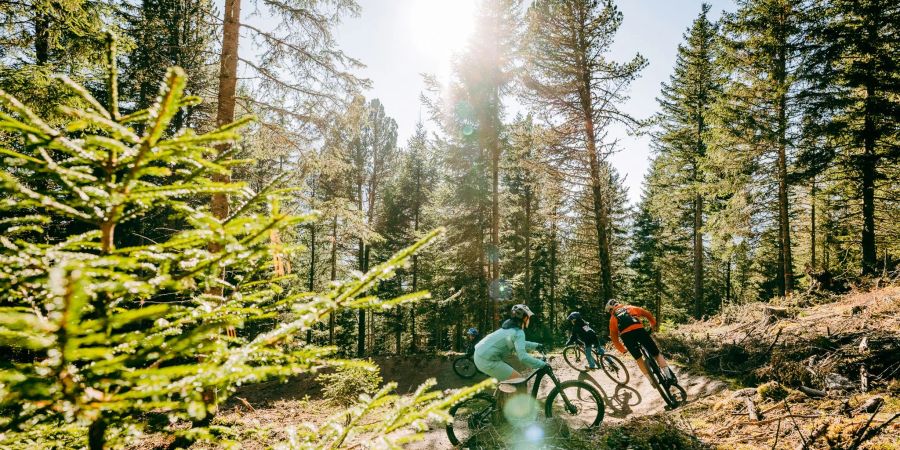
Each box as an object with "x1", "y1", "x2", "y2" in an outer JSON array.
[{"x1": 575, "y1": 370, "x2": 643, "y2": 419}]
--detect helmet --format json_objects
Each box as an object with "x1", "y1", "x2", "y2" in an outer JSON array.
[
  {"x1": 466, "y1": 327, "x2": 479, "y2": 336},
  {"x1": 604, "y1": 299, "x2": 620, "y2": 313},
  {"x1": 510, "y1": 304, "x2": 535, "y2": 319},
  {"x1": 567, "y1": 311, "x2": 582, "y2": 321}
]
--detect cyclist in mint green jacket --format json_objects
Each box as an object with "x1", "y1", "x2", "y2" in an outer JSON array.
[{"x1": 473, "y1": 304, "x2": 547, "y2": 381}]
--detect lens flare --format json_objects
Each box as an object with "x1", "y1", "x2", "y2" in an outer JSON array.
[{"x1": 502, "y1": 393, "x2": 539, "y2": 427}]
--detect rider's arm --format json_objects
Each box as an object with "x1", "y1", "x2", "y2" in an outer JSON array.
[
  {"x1": 514, "y1": 331, "x2": 546, "y2": 369},
  {"x1": 609, "y1": 315, "x2": 626, "y2": 354},
  {"x1": 565, "y1": 326, "x2": 577, "y2": 346},
  {"x1": 630, "y1": 306, "x2": 657, "y2": 328}
]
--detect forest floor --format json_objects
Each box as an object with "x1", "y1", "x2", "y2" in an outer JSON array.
[{"x1": 136, "y1": 285, "x2": 900, "y2": 449}]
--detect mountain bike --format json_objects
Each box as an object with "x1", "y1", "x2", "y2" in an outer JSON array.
[
  {"x1": 638, "y1": 331, "x2": 687, "y2": 409},
  {"x1": 562, "y1": 342, "x2": 630, "y2": 384},
  {"x1": 446, "y1": 351, "x2": 604, "y2": 447},
  {"x1": 453, "y1": 354, "x2": 479, "y2": 379}
]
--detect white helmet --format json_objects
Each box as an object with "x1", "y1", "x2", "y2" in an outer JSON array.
[
  {"x1": 605, "y1": 299, "x2": 620, "y2": 313},
  {"x1": 510, "y1": 304, "x2": 534, "y2": 319}
]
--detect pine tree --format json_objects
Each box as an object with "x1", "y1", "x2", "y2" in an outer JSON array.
[
  {"x1": 651, "y1": 3, "x2": 722, "y2": 318},
  {"x1": 0, "y1": 43, "x2": 486, "y2": 449},
  {"x1": 799, "y1": 0, "x2": 900, "y2": 275},
  {"x1": 720, "y1": 0, "x2": 806, "y2": 295},
  {"x1": 522, "y1": 0, "x2": 646, "y2": 303}
]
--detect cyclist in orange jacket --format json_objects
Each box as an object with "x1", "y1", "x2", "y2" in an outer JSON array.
[{"x1": 606, "y1": 299, "x2": 676, "y2": 382}]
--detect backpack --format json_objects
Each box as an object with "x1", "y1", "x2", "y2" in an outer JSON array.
[{"x1": 613, "y1": 307, "x2": 639, "y2": 332}]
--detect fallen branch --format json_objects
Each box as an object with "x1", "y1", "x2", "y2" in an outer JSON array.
[
  {"x1": 745, "y1": 397, "x2": 761, "y2": 421},
  {"x1": 856, "y1": 412, "x2": 900, "y2": 448},
  {"x1": 798, "y1": 385, "x2": 826, "y2": 398},
  {"x1": 236, "y1": 396, "x2": 255, "y2": 413},
  {"x1": 783, "y1": 400, "x2": 808, "y2": 449},
  {"x1": 797, "y1": 421, "x2": 830, "y2": 450},
  {"x1": 766, "y1": 327, "x2": 784, "y2": 354},
  {"x1": 715, "y1": 414, "x2": 821, "y2": 435},
  {"x1": 847, "y1": 402, "x2": 882, "y2": 450}
]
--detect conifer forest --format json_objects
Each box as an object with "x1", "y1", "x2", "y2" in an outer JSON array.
[{"x1": 0, "y1": 0, "x2": 898, "y2": 449}]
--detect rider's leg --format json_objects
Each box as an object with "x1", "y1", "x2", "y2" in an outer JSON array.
[
  {"x1": 641, "y1": 331, "x2": 676, "y2": 380},
  {"x1": 583, "y1": 341, "x2": 598, "y2": 368},
  {"x1": 634, "y1": 356, "x2": 651, "y2": 378}
]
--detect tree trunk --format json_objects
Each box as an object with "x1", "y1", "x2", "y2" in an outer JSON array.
[
  {"x1": 307, "y1": 223, "x2": 315, "y2": 344},
  {"x1": 329, "y1": 216, "x2": 337, "y2": 345},
  {"x1": 212, "y1": 0, "x2": 241, "y2": 222},
  {"x1": 410, "y1": 173, "x2": 421, "y2": 352},
  {"x1": 585, "y1": 119, "x2": 613, "y2": 302},
  {"x1": 810, "y1": 179, "x2": 817, "y2": 270},
  {"x1": 549, "y1": 217, "x2": 558, "y2": 335},
  {"x1": 357, "y1": 237, "x2": 365, "y2": 357},
  {"x1": 524, "y1": 187, "x2": 532, "y2": 305},
  {"x1": 34, "y1": 13, "x2": 49, "y2": 64},
  {"x1": 654, "y1": 264, "x2": 663, "y2": 330},
  {"x1": 860, "y1": 83, "x2": 877, "y2": 275},
  {"x1": 777, "y1": 94, "x2": 794, "y2": 294},
  {"x1": 693, "y1": 193, "x2": 703, "y2": 319},
  {"x1": 489, "y1": 111, "x2": 501, "y2": 327}
]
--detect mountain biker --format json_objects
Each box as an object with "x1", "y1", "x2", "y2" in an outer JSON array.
[
  {"x1": 464, "y1": 327, "x2": 480, "y2": 357},
  {"x1": 606, "y1": 299, "x2": 677, "y2": 382},
  {"x1": 473, "y1": 304, "x2": 547, "y2": 382},
  {"x1": 565, "y1": 311, "x2": 604, "y2": 371}
]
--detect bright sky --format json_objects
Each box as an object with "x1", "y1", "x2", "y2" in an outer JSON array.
[{"x1": 335, "y1": 0, "x2": 737, "y2": 204}]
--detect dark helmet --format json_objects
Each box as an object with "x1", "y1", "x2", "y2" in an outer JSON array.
[
  {"x1": 510, "y1": 304, "x2": 535, "y2": 319},
  {"x1": 567, "y1": 311, "x2": 582, "y2": 321},
  {"x1": 605, "y1": 298, "x2": 621, "y2": 313},
  {"x1": 466, "y1": 327, "x2": 479, "y2": 336}
]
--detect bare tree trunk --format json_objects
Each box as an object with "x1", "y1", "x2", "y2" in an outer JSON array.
[
  {"x1": 774, "y1": 23, "x2": 794, "y2": 294},
  {"x1": 212, "y1": 0, "x2": 241, "y2": 222},
  {"x1": 307, "y1": 223, "x2": 315, "y2": 344},
  {"x1": 693, "y1": 193, "x2": 704, "y2": 319},
  {"x1": 329, "y1": 216, "x2": 337, "y2": 345},
  {"x1": 34, "y1": 13, "x2": 49, "y2": 64},
  {"x1": 777, "y1": 99, "x2": 794, "y2": 294},
  {"x1": 810, "y1": 179, "x2": 817, "y2": 270},
  {"x1": 549, "y1": 216, "x2": 558, "y2": 333},
  {"x1": 860, "y1": 83, "x2": 877, "y2": 276},
  {"x1": 489, "y1": 112, "x2": 501, "y2": 327},
  {"x1": 524, "y1": 186, "x2": 532, "y2": 305}
]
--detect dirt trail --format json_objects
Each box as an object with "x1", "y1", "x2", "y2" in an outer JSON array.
[{"x1": 404, "y1": 353, "x2": 726, "y2": 449}]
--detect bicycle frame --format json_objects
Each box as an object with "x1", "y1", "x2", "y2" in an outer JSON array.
[{"x1": 520, "y1": 359, "x2": 578, "y2": 411}]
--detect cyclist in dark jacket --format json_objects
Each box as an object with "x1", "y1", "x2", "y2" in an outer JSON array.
[
  {"x1": 464, "y1": 327, "x2": 480, "y2": 357},
  {"x1": 565, "y1": 311, "x2": 604, "y2": 370}
]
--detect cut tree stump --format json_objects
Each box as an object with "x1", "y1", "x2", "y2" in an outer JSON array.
[{"x1": 761, "y1": 306, "x2": 792, "y2": 326}]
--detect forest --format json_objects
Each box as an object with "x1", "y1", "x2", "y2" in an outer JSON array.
[{"x1": 0, "y1": 0, "x2": 897, "y2": 448}]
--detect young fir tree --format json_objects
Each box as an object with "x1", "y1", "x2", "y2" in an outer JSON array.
[
  {"x1": 650, "y1": 3, "x2": 722, "y2": 318},
  {"x1": 720, "y1": 0, "x2": 805, "y2": 296},
  {"x1": 0, "y1": 42, "x2": 485, "y2": 449},
  {"x1": 522, "y1": 0, "x2": 646, "y2": 303},
  {"x1": 798, "y1": 0, "x2": 900, "y2": 276}
]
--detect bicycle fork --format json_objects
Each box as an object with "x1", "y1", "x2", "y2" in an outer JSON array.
[{"x1": 547, "y1": 371, "x2": 579, "y2": 415}]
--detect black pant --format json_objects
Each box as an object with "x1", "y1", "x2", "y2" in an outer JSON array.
[{"x1": 620, "y1": 328, "x2": 659, "y2": 360}]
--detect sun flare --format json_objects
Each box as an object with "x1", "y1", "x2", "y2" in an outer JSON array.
[{"x1": 410, "y1": 0, "x2": 479, "y2": 65}]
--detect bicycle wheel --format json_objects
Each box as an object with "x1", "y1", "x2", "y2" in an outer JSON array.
[
  {"x1": 544, "y1": 380, "x2": 605, "y2": 430},
  {"x1": 598, "y1": 353, "x2": 630, "y2": 384},
  {"x1": 641, "y1": 348, "x2": 674, "y2": 407},
  {"x1": 664, "y1": 382, "x2": 688, "y2": 408},
  {"x1": 453, "y1": 356, "x2": 478, "y2": 379},
  {"x1": 562, "y1": 345, "x2": 585, "y2": 371},
  {"x1": 446, "y1": 393, "x2": 495, "y2": 446}
]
